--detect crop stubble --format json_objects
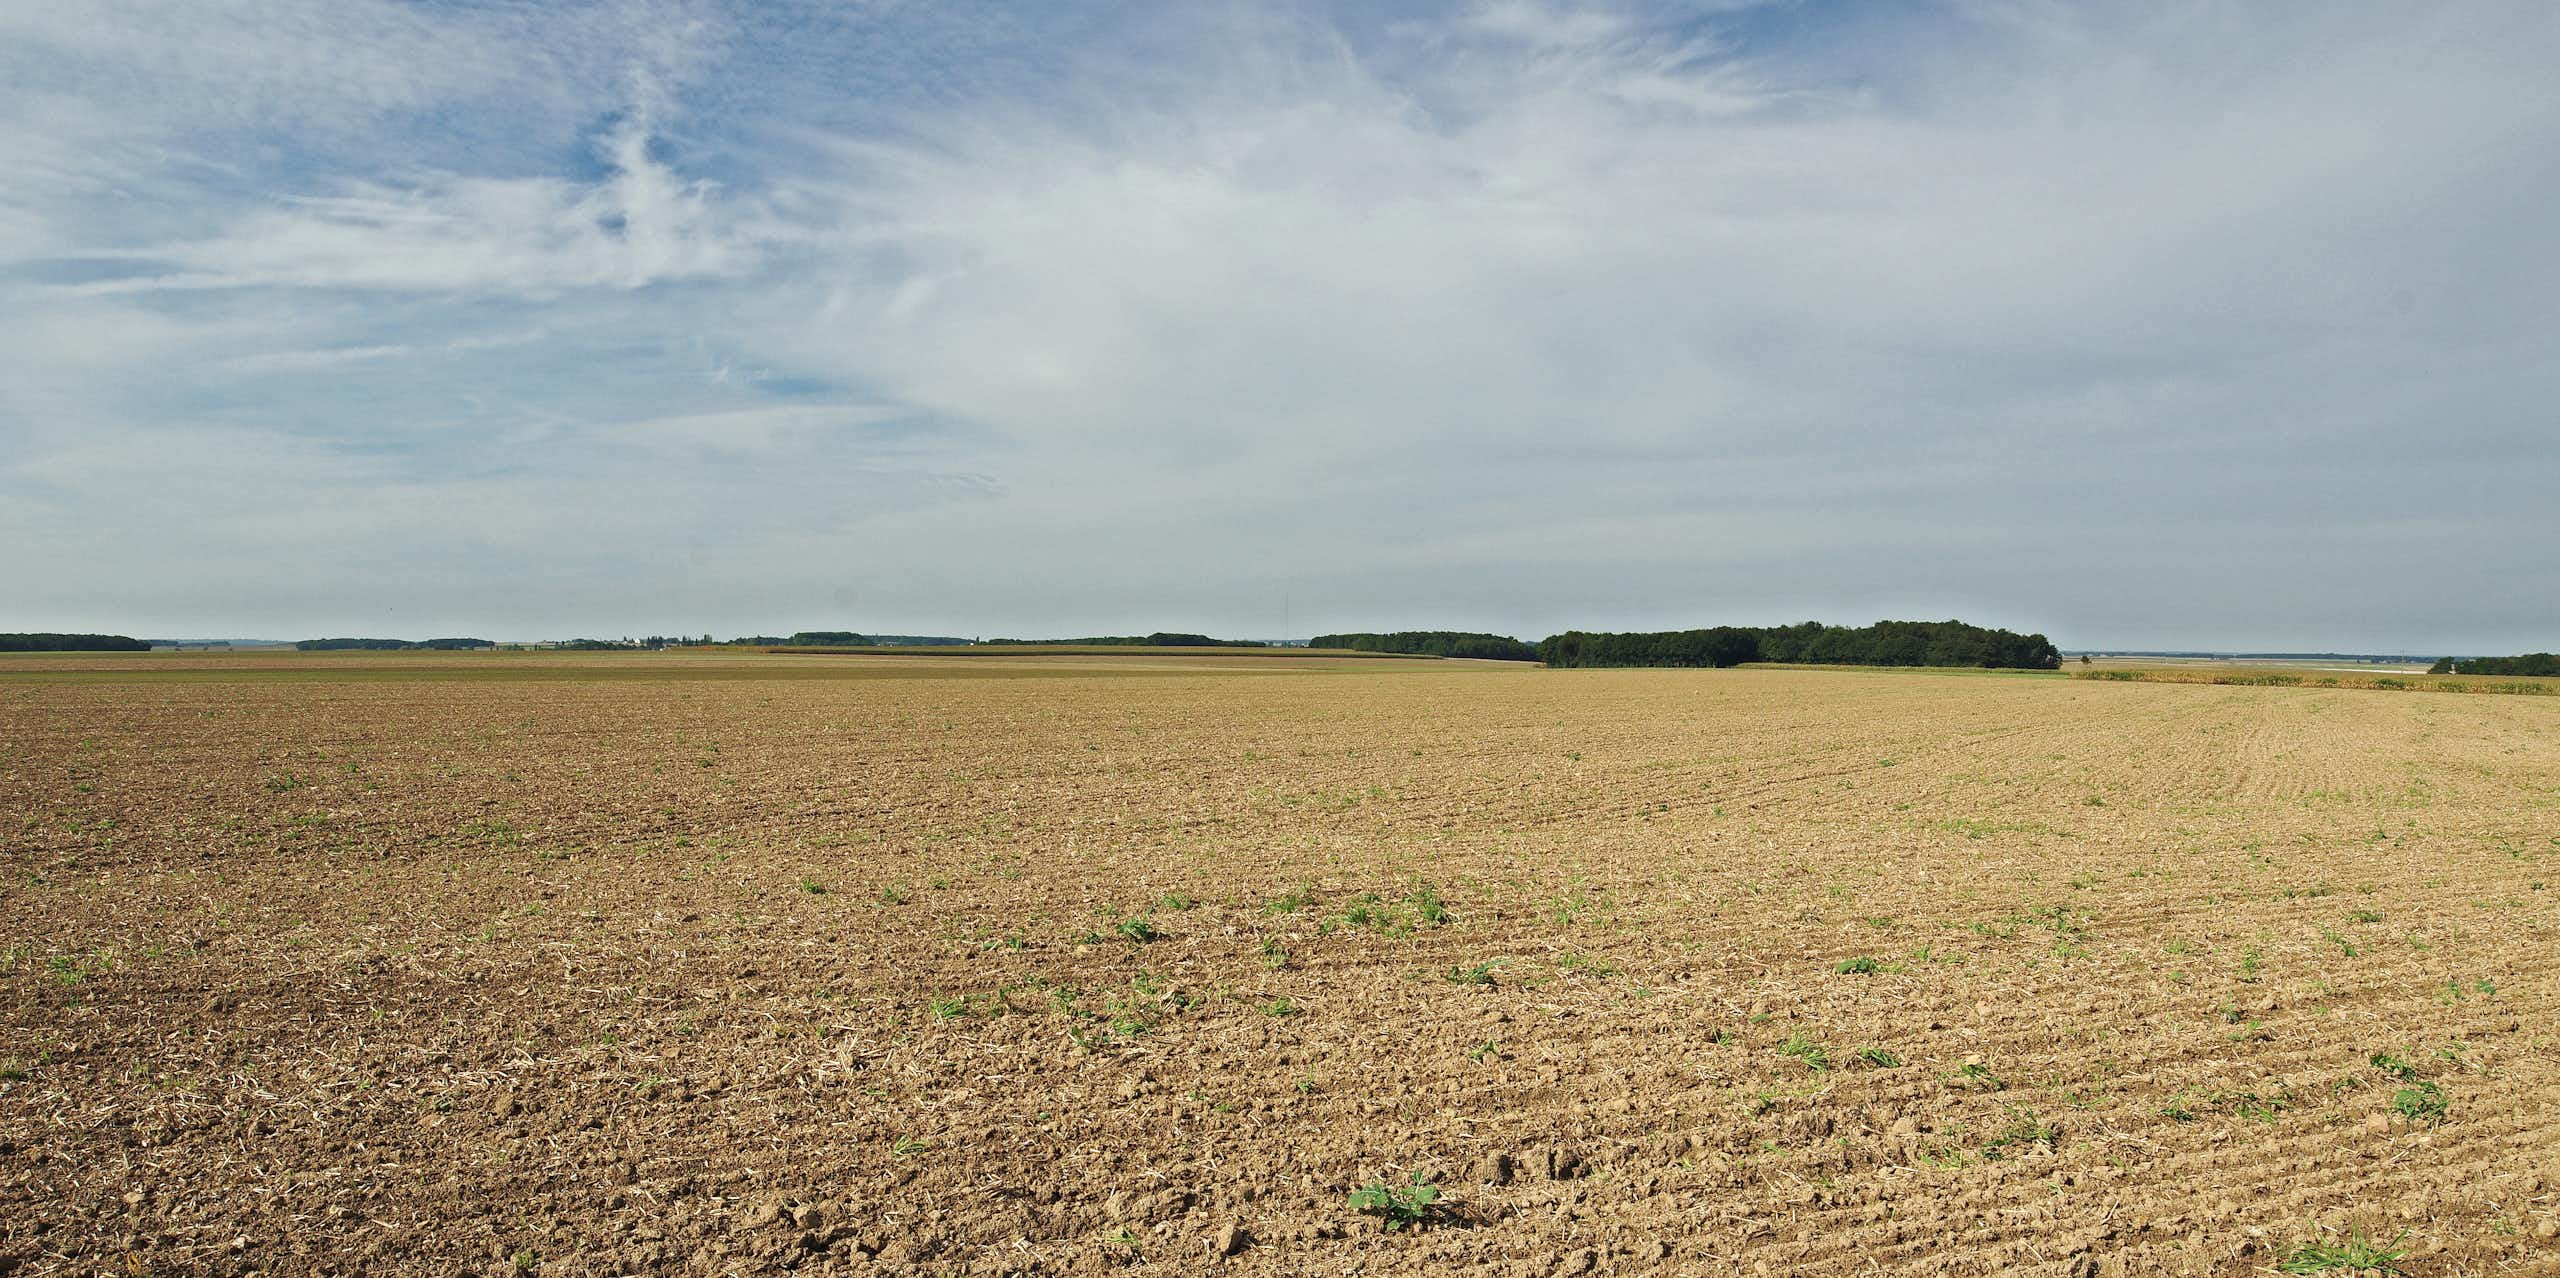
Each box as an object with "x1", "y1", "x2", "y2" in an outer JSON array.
[{"x1": 2, "y1": 654, "x2": 2556, "y2": 1275}]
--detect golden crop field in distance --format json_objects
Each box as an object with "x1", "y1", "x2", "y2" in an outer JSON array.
[{"x1": 4, "y1": 651, "x2": 2556, "y2": 1276}]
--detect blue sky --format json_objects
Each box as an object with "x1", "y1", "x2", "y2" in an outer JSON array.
[{"x1": 2, "y1": 1, "x2": 2554, "y2": 650}]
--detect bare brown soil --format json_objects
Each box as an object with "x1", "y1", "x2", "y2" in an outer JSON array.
[
  {"x1": 4, "y1": 653, "x2": 2556, "y2": 1276},
  {"x1": 763, "y1": 646, "x2": 1436, "y2": 660},
  {"x1": 2068, "y1": 665, "x2": 2556, "y2": 697}
]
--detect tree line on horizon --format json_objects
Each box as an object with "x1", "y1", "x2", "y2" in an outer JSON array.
[
  {"x1": 1311, "y1": 631, "x2": 1541, "y2": 661},
  {"x1": 1302, "y1": 621, "x2": 2062, "y2": 668},
  {"x1": 979, "y1": 632, "x2": 1266, "y2": 648},
  {"x1": 1, "y1": 621, "x2": 2156, "y2": 671},
  {"x1": 2429, "y1": 653, "x2": 2560, "y2": 677},
  {"x1": 1539, "y1": 620, "x2": 2062, "y2": 669},
  {"x1": 295, "y1": 637, "x2": 495, "y2": 651},
  {"x1": 0, "y1": 633, "x2": 149, "y2": 652}
]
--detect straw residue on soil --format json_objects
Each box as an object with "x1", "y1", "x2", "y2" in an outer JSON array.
[{"x1": 3, "y1": 654, "x2": 2556, "y2": 1274}]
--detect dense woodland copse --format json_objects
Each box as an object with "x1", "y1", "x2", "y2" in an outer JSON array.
[
  {"x1": 1538, "y1": 620, "x2": 2062, "y2": 670},
  {"x1": 1309, "y1": 631, "x2": 1541, "y2": 661},
  {"x1": 1537, "y1": 627, "x2": 1760, "y2": 669},
  {"x1": 2430, "y1": 653, "x2": 2560, "y2": 676},
  {"x1": 0, "y1": 633, "x2": 149, "y2": 652}
]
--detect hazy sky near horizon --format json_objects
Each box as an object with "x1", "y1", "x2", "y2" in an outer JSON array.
[{"x1": 3, "y1": 2, "x2": 2554, "y2": 651}]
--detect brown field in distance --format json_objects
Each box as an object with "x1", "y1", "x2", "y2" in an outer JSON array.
[{"x1": 4, "y1": 652, "x2": 2556, "y2": 1275}]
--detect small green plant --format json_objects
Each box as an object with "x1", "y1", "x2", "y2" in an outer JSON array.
[
  {"x1": 1409, "y1": 885, "x2": 1453, "y2": 927},
  {"x1": 1262, "y1": 885, "x2": 1315, "y2": 915},
  {"x1": 2367, "y1": 1050, "x2": 2419, "y2": 1081},
  {"x1": 1467, "y1": 1039, "x2": 1500, "y2": 1063},
  {"x1": 1260, "y1": 997, "x2": 1298, "y2": 1017},
  {"x1": 1981, "y1": 1107, "x2": 2056, "y2": 1159},
  {"x1": 1854, "y1": 1047, "x2": 1902, "y2": 1068},
  {"x1": 1778, "y1": 1031, "x2": 1830, "y2": 1073},
  {"x1": 1259, "y1": 938, "x2": 1288, "y2": 969},
  {"x1": 1346, "y1": 1175, "x2": 1439, "y2": 1231},
  {"x1": 1549, "y1": 885, "x2": 1596, "y2": 925},
  {"x1": 1833, "y1": 956, "x2": 1885, "y2": 975},
  {"x1": 1155, "y1": 892, "x2": 1195, "y2": 911},
  {"x1": 2275, "y1": 1227, "x2": 2410, "y2": 1275},
  {"x1": 1444, "y1": 961, "x2": 1500, "y2": 986},
  {"x1": 878, "y1": 884, "x2": 909, "y2": 905},
  {"x1": 797, "y1": 876, "x2": 828, "y2": 895},
  {"x1": 1949, "y1": 1062, "x2": 2004, "y2": 1091},
  {"x1": 2391, "y1": 1080, "x2": 2448, "y2": 1124},
  {"x1": 930, "y1": 995, "x2": 968, "y2": 1020},
  {"x1": 891, "y1": 1136, "x2": 931, "y2": 1157},
  {"x1": 2231, "y1": 1086, "x2": 2298, "y2": 1122},
  {"x1": 265, "y1": 773, "x2": 304, "y2": 793},
  {"x1": 1114, "y1": 916, "x2": 1158, "y2": 943}
]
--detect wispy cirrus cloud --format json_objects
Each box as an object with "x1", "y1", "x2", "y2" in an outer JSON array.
[{"x1": 83, "y1": 116, "x2": 764, "y2": 296}]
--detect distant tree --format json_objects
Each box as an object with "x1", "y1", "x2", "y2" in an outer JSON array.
[
  {"x1": 2428, "y1": 657, "x2": 2454, "y2": 674},
  {"x1": 788, "y1": 631, "x2": 868, "y2": 646}
]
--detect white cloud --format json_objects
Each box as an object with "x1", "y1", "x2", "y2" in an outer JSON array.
[
  {"x1": 1465, "y1": 0, "x2": 1636, "y2": 50},
  {"x1": 0, "y1": 0, "x2": 653, "y2": 130},
  {"x1": 73, "y1": 115, "x2": 760, "y2": 296},
  {"x1": 2, "y1": 2, "x2": 2555, "y2": 647}
]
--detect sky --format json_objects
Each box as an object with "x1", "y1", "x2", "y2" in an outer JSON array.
[{"x1": 2, "y1": 1, "x2": 2554, "y2": 652}]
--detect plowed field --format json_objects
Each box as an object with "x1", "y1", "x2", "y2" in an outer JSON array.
[{"x1": 4, "y1": 652, "x2": 2556, "y2": 1275}]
